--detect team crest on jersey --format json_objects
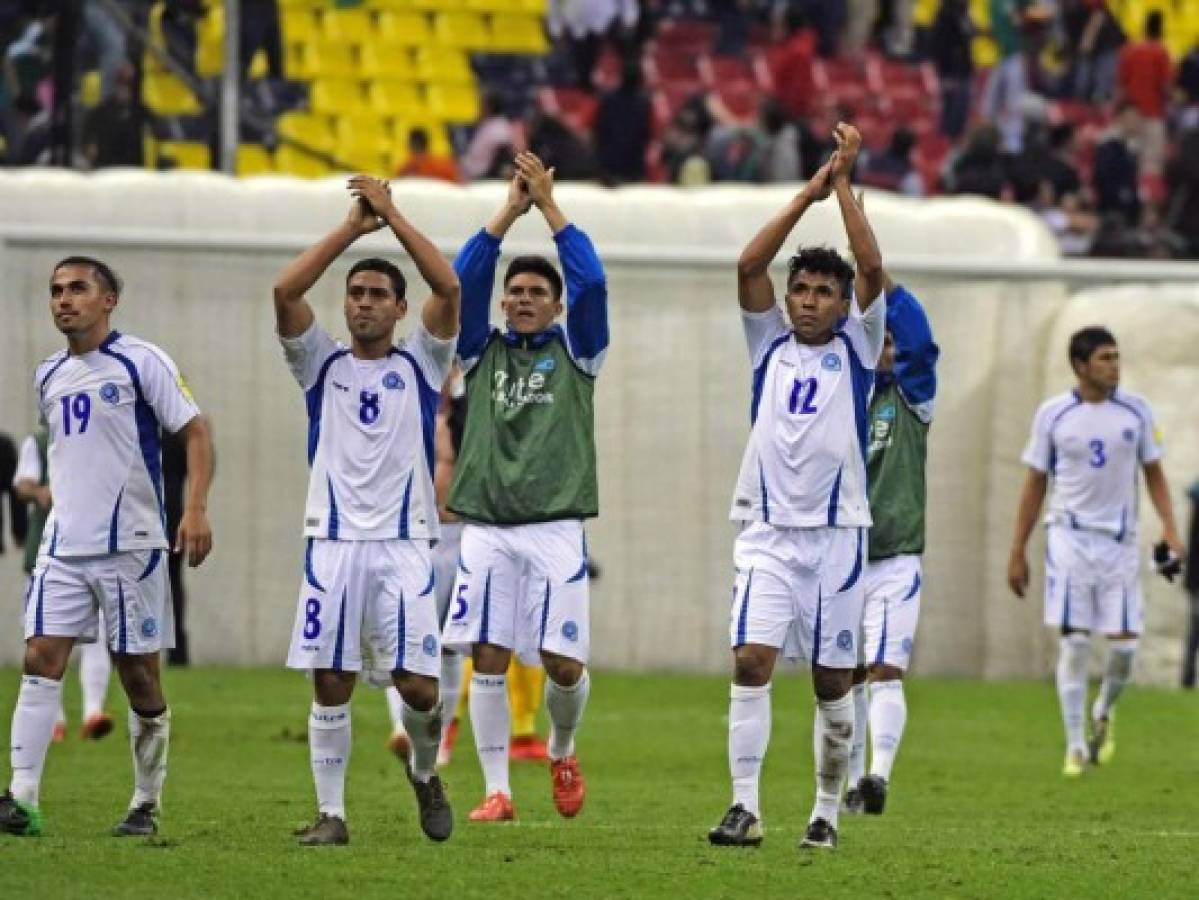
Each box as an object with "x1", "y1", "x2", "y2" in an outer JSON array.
[
  {"x1": 422, "y1": 634, "x2": 437, "y2": 656},
  {"x1": 99, "y1": 382, "x2": 120, "y2": 405},
  {"x1": 821, "y1": 353, "x2": 842, "y2": 371},
  {"x1": 141, "y1": 617, "x2": 158, "y2": 639},
  {"x1": 383, "y1": 371, "x2": 404, "y2": 390},
  {"x1": 561, "y1": 620, "x2": 579, "y2": 642},
  {"x1": 1122, "y1": 428, "x2": 1135, "y2": 442},
  {"x1": 901, "y1": 637, "x2": 914, "y2": 655},
  {"x1": 877, "y1": 404, "x2": 896, "y2": 421},
  {"x1": 836, "y1": 629, "x2": 853, "y2": 651},
  {"x1": 534, "y1": 357, "x2": 556, "y2": 372}
]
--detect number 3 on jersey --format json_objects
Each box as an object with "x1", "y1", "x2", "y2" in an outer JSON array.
[
  {"x1": 788, "y1": 378, "x2": 818, "y2": 415},
  {"x1": 1088, "y1": 438, "x2": 1106, "y2": 468}
]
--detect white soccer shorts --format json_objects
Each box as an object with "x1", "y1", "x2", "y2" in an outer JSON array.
[
  {"x1": 860, "y1": 554, "x2": 923, "y2": 670},
  {"x1": 432, "y1": 522, "x2": 463, "y2": 628},
  {"x1": 441, "y1": 520, "x2": 590, "y2": 665},
  {"x1": 1043, "y1": 525, "x2": 1142, "y2": 635},
  {"x1": 286, "y1": 538, "x2": 442, "y2": 679},
  {"x1": 24, "y1": 550, "x2": 173, "y2": 654},
  {"x1": 729, "y1": 522, "x2": 867, "y2": 669}
]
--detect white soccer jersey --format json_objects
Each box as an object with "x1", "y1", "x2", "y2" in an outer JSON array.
[
  {"x1": 281, "y1": 320, "x2": 454, "y2": 541},
  {"x1": 730, "y1": 294, "x2": 886, "y2": 528},
  {"x1": 1022, "y1": 388, "x2": 1163, "y2": 539},
  {"x1": 33, "y1": 331, "x2": 200, "y2": 557}
]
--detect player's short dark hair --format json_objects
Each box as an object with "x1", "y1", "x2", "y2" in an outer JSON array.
[
  {"x1": 1068, "y1": 326, "x2": 1117, "y2": 367},
  {"x1": 787, "y1": 245, "x2": 854, "y2": 300},
  {"x1": 53, "y1": 255, "x2": 123, "y2": 296},
  {"x1": 347, "y1": 257, "x2": 406, "y2": 300},
  {"x1": 503, "y1": 255, "x2": 563, "y2": 301}
]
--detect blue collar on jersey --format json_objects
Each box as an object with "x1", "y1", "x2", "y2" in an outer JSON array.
[
  {"x1": 502, "y1": 324, "x2": 562, "y2": 350},
  {"x1": 99, "y1": 329, "x2": 121, "y2": 350}
]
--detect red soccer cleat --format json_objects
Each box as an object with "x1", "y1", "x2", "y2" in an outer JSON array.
[
  {"x1": 550, "y1": 756, "x2": 585, "y2": 818},
  {"x1": 468, "y1": 791, "x2": 516, "y2": 822},
  {"x1": 52, "y1": 721, "x2": 66, "y2": 744},
  {"x1": 437, "y1": 718, "x2": 459, "y2": 767},
  {"x1": 510, "y1": 734, "x2": 548, "y2": 762},
  {"x1": 81, "y1": 712, "x2": 114, "y2": 741},
  {"x1": 387, "y1": 731, "x2": 411, "y2": 764}
]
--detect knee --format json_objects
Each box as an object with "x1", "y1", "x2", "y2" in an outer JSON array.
[
  {"x1": 313, "y1": 670, "x2": 355, "y2": 707},
  {"x1": 23, "y1": 640, "x2": 70, "y2": 680},
  {"x1": 541, "y1": 652, "x2": 583, "y2": 687},
  {"x1": 472, "y1": 643, "x2": 511, "y2": 676},
  {"x1": 116, "y1": 657, "x2": 161, "y2": 709},
  {"x1": 812, "y1": 666, "x2": 853, "y2": 702},
  {"x1": 732, "y1": 649, "x2": 773, "y2": 688},
  {"x1": 395, "y1": 673, "x2": 439, "y2": 712}
]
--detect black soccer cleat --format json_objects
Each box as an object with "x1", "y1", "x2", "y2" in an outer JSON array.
[
  {"x1": 0, "y1": 790, "x2": 43, "y2": 836},
  {"x1": 842, "y1": 787, "x2": 864, "y2": 815},
  {"x1": 799, "y1": 817, "x2": 838, "y2": 850},
  {"x1": 857, "y1": 774, "x2": 888, "y2": 815},
  {"x1": 295, "y1": 813, "x2": 350, "y2": 846},
  {"x1": 707, "y1": 803, "x2": 763, "y2": 847},
  {"x1": 112, "y1": 802, "x2": 158, "y2": 837},
  {"x1": 408, "y1": 769, "x2": 453, "y2": 842}
]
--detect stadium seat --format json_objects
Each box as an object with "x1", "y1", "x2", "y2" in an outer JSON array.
[
  {"x1": 322, "y1": 9, "x2": 372, "y2": 43},
  {"x1": 335, "y1": 131, "x2": 395, "y2": 175},
  {"x1": 377, "y1": 11, "x2": 435, "y2": 46},
  {"x1": 275, "y1": 143, "x2": 333, "y2": 178},
  {"x1": 368, "y1": 80, "x2": 427, "y2": 116},
  {"x1": 158, "y1": 141, "x2": 211, "y2": 170},
  {"x1": 488, "y1": 14, "x2": 547, "y2": 53},
  {"x1": 296, "y1": 40, "x2": 357, "y2": 79},
  {"x1": 310, "y1": 79, "x2": 363, "y2": 115},
  {"x1": 393, "y1": 118, "x2": 454, "y2": 156},
  {"x1": 539, "y1": 87, "x2": 597, "y2": 132},
  {"x1": 411, "y1": 0, "x2": 467, "y2": 10},
  {"x1": 144, "y1": 73, "x2": 203, "y2": 116},
  {"x1": 277, "y1": 112, "x2": 335, "y2": 152},
  {"x1": 425, "y1": 83, "x2": 481, "y2": 122},
  {"x1": 237, "y1": 144, "x2": 274, "y2": 176},
  {"x1": 465, "y1": 0, "x2": 522, "y2": 10},
  {"x1": 412, "y1": 48, "x2": 475, "y2": 84},
  {"x1": 647, "y1": 48, "x2": 702, "y2": 87},
  {"x1": 80, "y1": 70, "x2": 101, "y2": 108},
  {"x1": 281, "y1": 10, "x2": 319, "y2": 47},
  {"x1": 432, "y1": 12, "x2": 489, "y2": 49},
  {"x1": 715, "y1": 83, "x2": 759, "y2": 120},
  {"x1": 360, "y1": 43, "x2": 417, "y2": 79}
]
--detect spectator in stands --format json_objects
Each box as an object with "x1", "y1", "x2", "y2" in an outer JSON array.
[
  {"x1": 767, "y1": 7, "x2": 818, "y2": 119},
  {"x1": 757, "y1": 96, "x2": 802, "y2": 182},
  {"x1": 5, "y1": 10, "x2": 53, "y2": 104},
  {"x1": 460, "y1": 92, "x2": 516, "y2": 181},
  {"x1": 82, "y1": 1, "x2": 130, "y2": 100},
  {"x1": 547, "y1": 0, "x2": 638, "y2": 90},
  {"x1": 1165, "y1": 127, "x2": 1199, "y2": 259},
  {"x1": 801, "y1": 0, "x2": 847, "y2": 58},
  {"x1": 860, "y1": 126, "x2": 922, "y2": 195},
  {"x1": 1178, "y1": 45, "x2": 1199, "y2": 131},
  {"x1": 81, "y1": 63, "x2": 144, "y2": 169},
  {"x1": 661, "y1": 106, "x2": 711, "y2": 185},
  {"x1": 1036, "y1": 184, "x2": 1097, "y2": 256},
  {"x1": 396, "y1": 127, "x2": 460, "y2": 184},
  {"x1": 1092, "y1": 101, "x2": 1141, "y2": 226},
  {"x1": 528, "y1": 109, "x2": 598, "y2": 180},
  {"x1": 241, "y1": 0, "x2": 282, "y2": 81},
  {"x1": 160, "y1": 0, "x2": 202, "y2": 78},
  {"x1": 9, "y1": 93, "x2": 50, "y2": 165},
  {"x1": 705, "y1": 121, "x2": 768, "y2": 182},
  {"x1": 1116, "y1": 11, "x2": 1173, "y2": 177},
  {"x1": 593, "y1": 58, "x2": 652, "y2": 184},
  {"x1": 945, "y1": 122, "x2": 1010, "y2": 199},
  {"x1": 1066, "y1": 0, "x2": 1125, "y2": 103},
  {"x1": 930, "y1": 0, "x2": 974, "y2": 139},
  {"x1": 982, "y1": 0, "x2": 1030, "y2": 153},
  {"x1": 712, "y1": 0, "x2": 752, "y2": 58}
]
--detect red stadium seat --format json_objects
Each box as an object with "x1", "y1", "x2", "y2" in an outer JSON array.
[
  {"x1": 540, "y1": 87, "x2": 598, "y2": 133},
  {"x1": 648, "y1": 47, "x2": 703, "y2": 87},
  {"x1": 703, "y1": 54, "x2": 755, "y2": 89}
]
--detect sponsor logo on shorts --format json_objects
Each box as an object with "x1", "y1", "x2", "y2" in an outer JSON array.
[
  {"x1": 99, "y1": 382, "x2": 120, "y2": 404},
  {"x1": 822, "y1": 353, "x2": 842, "y2": 371},
  {"x1": 836, "y1": 629, "x2": 853, "y2": 651},
  {"x1": 901, "y1": 637, "x2": 914, "y2": 655},
  {"x1": 561, "y1": 620, "x2": 579, "y2": 642},
  {"x1": 141, "y1": 617, "x2": 158, "y2": 639},
  {"x1": 383, "y1": 371, "x2": 404, "y2": 390},
  {"x1": 534, "y1": 358, "x2": 556, "y2": 372},
  {"x1": 422, "y1": 634, "x2": 437, "y2": 656}
]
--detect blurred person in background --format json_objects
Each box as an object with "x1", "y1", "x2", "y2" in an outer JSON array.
[
  {"x1": 945, "y1": 122, "x2": 1010, "y2": 199},
  {"x1": 527, "y1": 109, "x2": 598, "y2": 181},
  {"x1": 860, "y1": 127, "x2": 922, "y2": 195},
  {"x1": 757, "y1": 96, "x2": 802, "y2": 182},
  {"x1": 1092, "y1": 101, "x2": 1141, "y2": 226},
  {"x1": 460, "y1": 92, "x2": 516, "y2": 181},
  {"x1": 397, "y1": 127, "x2": 461, "y2": 184},
  {"x1": 930, "y1": 0, "x2": 975, "y2": 140},
  {"x1": 593, "y1": 59, "x2": 652, "y2": 184},
  {"x1": 81, "y1": 63, "x2": 144, "y2": 169},
  {"x1": 547, "y1": 0, "x2": 638, "y2": 90},
  {"x1": 1164, "y1": 127, "x2": 1199, "y2": 259},
  {"x1": 983, "y1": 0, "x2": 1030, "y2": 153},
  {"x1": 768, "y1": 7, "x2": 818, "y2": 120},
  {"x1": 1068, "y1": 0, "x2": 1125, "y2": 103},
  {"x1": 1116, "y1": 11, "x2": 1172, "y2": 178}
]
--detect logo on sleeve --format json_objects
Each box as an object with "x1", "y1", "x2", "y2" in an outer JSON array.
[
  {"x1": 99, "y1": 383, "x2": 120, "y2": 405},
  {"x1": 534, "y1": 358, "x2": 556, "y2": 372},
  {"x1": 821, "y1": 353, "x2": 842, "y2": 371},
  {"x1": 383, "y1": 371, "x2": 405, "y2": 390}
]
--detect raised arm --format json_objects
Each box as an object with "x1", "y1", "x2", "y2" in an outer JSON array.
[
  {"x1": 829, "y1": 124, "x2": 883, "y2": 308},
  {"x1": 736, "y1": 159, "x2": 834, "y2": 312},
  {"x1": 174, "y1": 413, "x2": 214, "y2": 568},
  {"x1": 351, "y1": 176, "x2": 461, "y2": 340},
  {"x1": 1143, "y1": 461, "x2": 1185, "y2": 559},
  {"x1": 272, "y1": 190, "x2": 383, "y2": 338},
  {"x1": 886, "y1": 284, "x2": 939, "y2": 420},
  {"x1": 1007, "y1": 468, "x2": 1048, "y2": 598}
]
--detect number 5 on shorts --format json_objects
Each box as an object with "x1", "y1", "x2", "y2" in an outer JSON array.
[{"x1": 452, "y1": 584, "x2": 469, "y2": 622}]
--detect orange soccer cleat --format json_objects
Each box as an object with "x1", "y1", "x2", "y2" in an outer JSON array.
[
  {"x1": 436, "y1": 718, "x2": 459, "y2": 767},
  {"x1": 81, "y1": 712, "x2": 114, "y2": 741},
  {"x1": 550, "y1": 756, "x2": 585, "y2": 818},
  {"x1": 387, "y1": 731, "x2": 412, "y2": 764},
  {"x1": 468, "y1": 791, "x2": 516, "y2": 823},
  {"x1": 510, "y1": 734, "x2": 548, "y2": 762},
  {"x1": 52, "y1": 721, "x2": 66, "y2": 744}
]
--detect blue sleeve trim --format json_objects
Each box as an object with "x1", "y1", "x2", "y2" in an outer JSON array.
[
  {"x1": 454, "y1": 229, "x2": 502, "y2": 364},
  {"x1": 885, "y1": 285, "x2": 938, "y2": 407},
  {"x1": 556, "y1": 224, "x2": 610, "y2": 368}
]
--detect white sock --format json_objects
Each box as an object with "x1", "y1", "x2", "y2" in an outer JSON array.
[
  {"x1": 847, "y1": 682, "x2": 868, "y2": 787},
  {"x1": 9, "y1": 675, "x2": 63, "y2": 805},
  {"x1": 728, "y1": 683, "x2": 771, "y2": 818},
  {"x1": 1094, "y1": 639, "x2": 1137, "y2": 722},
  {"x1": 811, "y1": 692, "x2": 854, "y2": 827},
  {"x1": 469, "y1": 674, "x2": 511, "y2": 797},
  {"x1": 868, "y1": 680, "x2": 907, "y2": 781},
  {"x1": 129, "y1": 707, "x2": 171, "y2": 808},
  {"x1": 309, "y1": 702, "x2": 350, "y2": 819},
  {"x1": 1057, "y1": 633, "x2": 1090, "y2": 755},
  {"x1": 545, "y1": 670, "x2": 590, "y2": 760},
  {"x1": 439, "y1": 652, "x2": 463, "y2": 747},
  {"x1": 80, "y1": 641, "x2": 111, "y2": 720},
  {"x1": 384, "y1": 685, "x2": 406, "y2": 736},
  {"x1": 401, "y1": 701, "x2": 441, "y2": 783}
]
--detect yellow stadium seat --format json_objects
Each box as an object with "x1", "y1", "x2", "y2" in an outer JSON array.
[
  {"x1": 972, "y1": 35, "x2": 998, "y2": 69},
  {"x1": 237, "y1": 144, "x2": 275, "y2": 176},
  {"x1": 278, "y1": 0, "x2": 325, "y2": 7},
  {"x1": 425, "y1": 83, "x2": 480, "y2": 123},
  {"x1": 144, "y1": 73, "x2": 203, "y2": 116},
  {"x1": 364, "y1": 0, "x2": 416, "y2": 8},
  {"x1": 275, "y1": 143, "x2": 333, "y2": 178},
  {"x1": 297, "y1": 40, "x2": 358, "y2": 78},
  {"x1": 465, "y1": 0, "x2": 522, "y2": 10},
  {"x1": 323, "y1": 9, "x2": 372, "y2": 43},
  {"x1": 393, "y1": 118, "x2": 453, "y2": 156},
  {"x1": 333, "y1": 132, "x2": 394, "y2": 175},
  {"x1": 368, "y1": 80, "x2": 426, "y2": 116},
  {"x1": 488, "y1": 13, "x2": 547, "y2": 53},
  {"x1": 411, "y1": 0, "x2": 466, "y2": 10},
  {"x1": 80, "y1": 70, "x2": 101, "y2": 108},
  {"x1": 377, "y1": 11, "x2": 434, "y2": 45},
  {"x1": 360, "y1": 43, "x2": 417, "y2": 79},
  {"x1": 159, "y1": 141, "x2": 211, "y2": 171},
  {"x1": 516, "y1": 0, "x2": 548, "y2": 12},
  {"x1": 412, "y1": 47, "x2": 474, "y2": 84},
  {"x1": 278, "y1": 112, "x2": 335, "y2": 152},
  {"x1": 196, "y1": 39, "x2": 222, "y2": 77},
  {"x1": 281, "y1": 10, "x2": 319, "y2": 46},
  {"x1": 433, "y1": 11, "x2": 489, "y2": 48},
  {"x1": 334, "y1": 114, "x2": 391, "y2": 144},
  {"x1": 309, "y1": 79, "x2": 363, "y2": 114}
]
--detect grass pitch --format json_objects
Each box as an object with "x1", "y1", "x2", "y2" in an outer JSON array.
[{"x1": 2, "y1": 668, "x2": 1197, "y2": 899}]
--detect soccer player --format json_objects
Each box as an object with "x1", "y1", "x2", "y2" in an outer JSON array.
[
  {"x1": 708, "y1": 123, "x2": 884, "y2": 851},
  {"x1": 844, "y1": 270, "x2": 938, "y2": 816},
  {"x1": 13, "y1": 427, "x2": 115, "y2": 743},
  {"x1": 441, "y1": 151, "x2": 608, "y2": 822},
  {"x1": 0, "y1": 256, "x2": 214, "y2": 837},
  {"x1": 1008, "y1": 326, "x2": 1185, "y2": 776},
  {"x1": 276, "y1": 176, "x2": 460, "y2": 846}
]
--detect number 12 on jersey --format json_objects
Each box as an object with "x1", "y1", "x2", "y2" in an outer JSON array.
[{"x1": 789, "y1": 378, "x2": 819, "y2": 415}]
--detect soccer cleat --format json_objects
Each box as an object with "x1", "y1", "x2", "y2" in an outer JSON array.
[
  {"x1": 550, "y1": 756, "x2": 586, "y2": 818},
  {"x1": 52, "y1": 721, "x2": 66, "y2": 744},
  {"x1": 112, "y1": 802, "x2": 158, "y2": 837},
  {"x1": 1062, "y1": 748, "x2": 1089, "y2": 778},
  {"x1": 0, "y1": 791, "x2": 44, "y2": 837},
  {"x1": 857, "y1": 774, "x2": 888, "y2": 815},
  {"x1": 437, "y1": 718, "x2": 459, "y2": 768},
  {"x1": 295, "y1": 813, "x2": 350, "y2": 846},
  {"x1": 799, "y1": 817, "x2": 838, "y2": 850},
  {"x1": 510, "y1": 734, "x2": 548, "y2": 762},
  {"x1": 388, "y1": 731, "x2": 412, "y2": 764},
  {"x1": 468, "y1": 791, "x2": 516, "y2": 823},
  {"x1": 842, "y1": 787, "x2": 864, "y2": 815},
  {"x1": 1089, "y1": 712, "x2": 1116, "y2": 766},
  {"x1": 81, "y1": 712, "x2": 115, "y2": 741},
  {"x1": 707, "y1": 803, "x2": 763, "y2": 847},
  {"x1": 407, "y1": 769, "x2": 453, "y2": 842}
]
